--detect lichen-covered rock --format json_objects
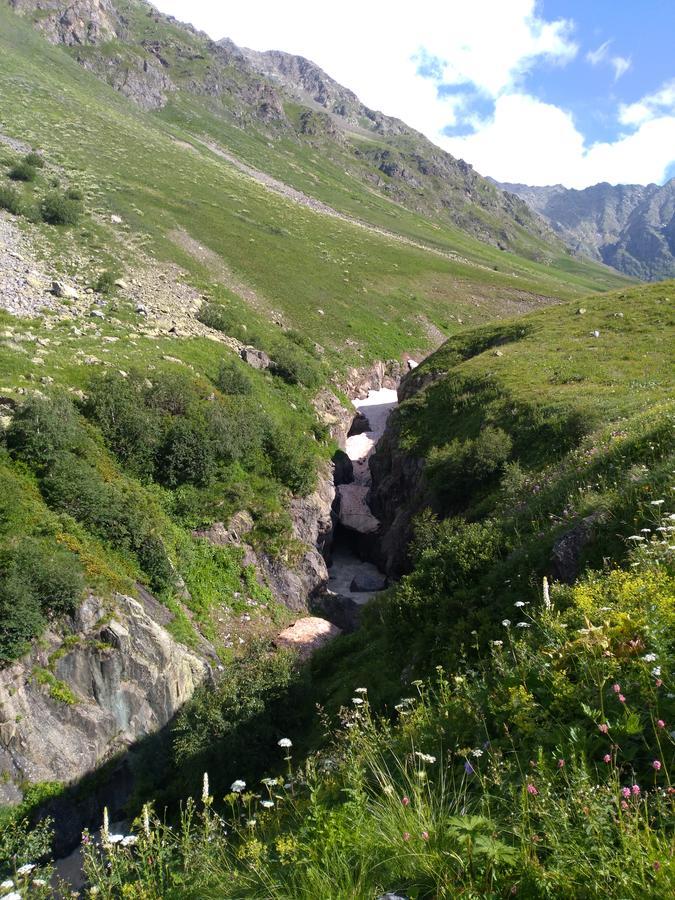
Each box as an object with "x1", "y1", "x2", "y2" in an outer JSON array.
[{"x1": 0, "y1": 592, "x2": 211, "y2": 803}]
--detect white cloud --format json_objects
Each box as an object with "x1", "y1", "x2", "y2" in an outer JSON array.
[
  {"x1": 152, "y1": 0, "x2": 673, "y2": 188},
  {"x1": 443, "y1": 93, "x2": 675, "y2": 187},
  {"x1": 586, "y1": 39, "x2": 631, "y2": 81},
  {"x1": 620, "y1": 79, "x2": 675, "y2": 125}
]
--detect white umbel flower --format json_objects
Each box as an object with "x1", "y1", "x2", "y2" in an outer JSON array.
[{"x1": 231, "y1": 779, "x2": 246, "y2": 793}]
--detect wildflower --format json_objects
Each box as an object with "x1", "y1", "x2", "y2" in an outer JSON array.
[
  {"x1": 0, "y1": 881, "x2": 14, "y2": 891},
  {"x1": 656, "y1": 679, "x2": 663, "y2": 687},
  {"x1": 627, "y1": 535, "x2": 645, "y2": 541},
  {"x1": 650, "y1": 499, "x2": 665, "y2": 506},
  {"x1": 351, "y1": 697, "x2": 364, "y2": 706},
  {"x1": 354, "y1": 687, "x2": 368, "y2": 693},
  {"x1": 142, "y1": 804, "x2": 150, "y2": 837},
  {"x1": 657, "y1": 719, "x2": 666, "y2": 729},
  {"x1": 603, "y1": 754, "x2": 612, "y2": 764},
  {"x1": 402, "y1": 796, "x2": 410, "y2": 806},
  {"x1": 621, "y1": 800, "x2": 629, "y2": 811},
  {"x1": 102, "y1": 806, "x2": 109, "y2": 842},
  {"x1": 231, "y1": 780, "x2": 246, "y2": 793},
  {"x1": 16, "y1": 864, "x2": 36, "y2": 876},
  {"x1": 33, "y1": 879, "x2": 47, "y2": 887},
  {"x1": 618, "y1": 694, "x2": 626, "y2": 703},
  {"x1": 542, "y1": 576, "x2": 551, "y2": 609},
  {"x1": 121, "y1": 836, "x2": 138, "y2": 847},
  {"x1": 421, "y1": 830, "x2": 429, "y2": 841},
  {"x1": 653, "y1": 861, "x2": 661, "y2": 872},
  {"x1": 612, "y1": 683, "x2": 621, "y2": 693},
  {"x1": 492, "y1": 640, "x2": 504, "y2": 647},
  {"x1": 557, "y1": 759, "x2": 565, "y2": 768},
  {"x1": 202, "y1": 772, "x2": 210, "y2": 802},
  {"x1": 526, "y1": 783, "x2": 539, "y2": 795},
  {"x1": 262, "y1": 777, "x2": 278, "y2": 787},
  {"x1": 514, "y1": 601, "x2": 526, "y2": 608},
  {"x1": 653, "y1": 760, "x2": 662, "y2": 771},
  {"x1": 471, "y1": 749, "x2": 484, "y2": 758},
  {"x1": 415, "y1": 752, "x2": 436, "y2": 764},
  {"x1": 621, "y1": 787, "x2": 631, "y2": 799},
  {"x1": 260, "y1": 800, "x2": 274, "y2": 809},
  {"x1": 246, "y1": 819, "x2": 257, "y2": 827},
  {"x1": 403, "y1": 832, "x2": 410, "y2": 842},
  {"x1": 502, "y1": 619, "x2": 511, "y2": 627},
  {"x1": 516, "y1": 622, "x2": 530, "y2": 628},
  {"x1": 278, "y1": 738, "x2": 292, "y2": 749},
  {"x1": 643, "y1": 653, "x2": 657, "y2": 662},
  {"x1": 632, "y1": 784, "x2": 640, "y2": 796},
  {"x1": 652, "y1": 666, "x2": 661, "y2": 678},
  {"x1": 598, "y1": 723, "x2": 609, "y2": 733}
]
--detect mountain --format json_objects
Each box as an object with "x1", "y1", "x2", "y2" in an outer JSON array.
[{"x1": 497, "y1": 177, "x2": 675, "y2": 281}]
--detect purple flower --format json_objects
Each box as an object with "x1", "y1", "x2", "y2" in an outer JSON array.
[
  {"x1": 526, "y1": 783, "x2": 539, "y2": 795},
  {"x1": 464, "y1": 761, "x2": 475, "y2": 775},
  {"x1": 632, "y1": 784, "x2": 640, "y2": 796},
  {"x1": 603, "y1": 754, "x2": 611, "y2": 764},
  {"x1": 653, "y1": 760, "x2": 662, "y2": 771},
  {"x1": 621, "y1": 787, "x2": 631, "y2": 799}
]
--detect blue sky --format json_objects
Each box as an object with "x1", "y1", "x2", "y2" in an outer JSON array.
[{"x1": 153, "y1": 0, "x2": 675, "y2": 188}]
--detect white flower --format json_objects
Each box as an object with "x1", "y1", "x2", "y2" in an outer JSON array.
[
  {"x1": 17, "y1": 863, "x2": 36, "y2": 876},
  {"x1": 260, "y1": 800, "x2": 274, "y2": 809},
  {"x1": 642, "y1": 653, "x2": 657, "y2": 662},
  {"x1": 121, "y1": 835, "x2": 138, "y2": 847},
  {"x1": 414, "y1": 751, "x2": 436, "y2": 764},
  {"x1": 471, "y1": 749, "x2": 484, "y2": 758},
  {"x1": 33, "y1": 879, "x2": 47, "y2": 887},
  {"x1": 542, "y1": 576, "x2": 551, "y2": 609},
  {"x1": 627, "y1": 535, "x2": 645, "y2": 541},
  {"x1": 514, "y1": 601, "x2": 526, "y2": 608},
  {"x1": 492, "y1": 640, "x2": 504, "y2": 647},
  {"x1": 652, "y1": 667, "x2": 661, "y2": 677},
  {"x1": 230, "y1": 780, "x2": 246, "y2": 793},
  {"x1": 202, "y1": 772, "x2": 210, "y2": 802},
  {"x1": 354, "y1": 687, "x2": 368, "y2": 694},
  {"x1": 246, "y1": 819, "x2": 257, "y2": 827},
  {"x1": 262, "y1": 777, "x2": 278, "y2": 787},
  {"x1": 1, "y1": 892, "x2": 21, "y2": 900},
  {"x1": 278, "y1": 738, "x2": 292, "y2": 749},
  {"x1": 502, "y1": 619, "x2": 511, "y2": 627},
  {"x1": 0, "y1": 881, "x2": 14, "y2": 891},
  {"x1": 516, "y1": 622, "x2": 531, "y2": 628},
  {"x1": 142, "y1": 803, "x2": 150, "y2": 837},
  {"x1": 650, "y1": 499, "x2": 665, "y2": 506},
  {"x1": 352, "y1": 697, "x2": 364, "y2": 706}
]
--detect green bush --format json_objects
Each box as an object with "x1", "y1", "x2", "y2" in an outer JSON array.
[
  {"x1": 6, "y1": 394, "x2": 83, "y2": 470},
  {"x1": 65, "y1": 185, "x2": 84, "y2": 201},
  {"x1": 0, "y1": 538, "x2": 83, "y2": 664},
  {"x1": 93, "y1": 269, "x2": 119, "y2": 294},
  {"x1": 427, "y1": 425, "x2": 512, "y2": 509},
  {"x1": 40, "y1": 190, "x2": 82, "y2": 225},
  {"x1": 264, "y1": 426, "x2": 317, "y2": 495},
  {"x1": 0, "y1": 183, "x2": 23, "y2": 215},
  {"x1": 158, "y1": 419, "x2": 215, "y2": 488},
  {"x1": 271, "y1": 344, "x2": 322, "y2": 389},
  {"x1": 8, "y1": 160, "x2": 36, "y2": 182},
  {"x1": 23, "y1": 151, "x2": 45, "y2": 169},
  {"x1": 215, "y1": 359, "x2": 253, "y2": 396},
  {"x1": 197, "y1": 303, "x2": 250, "y2": 343}
]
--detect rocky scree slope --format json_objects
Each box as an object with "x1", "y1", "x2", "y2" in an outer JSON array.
[
  {"x1": 8, "y1": 0, "x2": 569, "y2": 260},
  {"x1": 498, "y1": 177, "x2": 675, "y2": 281}
]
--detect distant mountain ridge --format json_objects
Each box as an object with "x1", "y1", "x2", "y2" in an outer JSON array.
[{"x1": 496, "y1": 178, "x2": 675, "y2": 281}]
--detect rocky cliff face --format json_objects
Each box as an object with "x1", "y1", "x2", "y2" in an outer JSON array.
[
  {"x1": 9, "y1": 0, "x2": 122, "y2": 44},
  {"x1": 0, "y1": 592, "x2": 211, "y2": 805},
  {"x1": 497, "y1": 178, "x2": 675, "y2": 281}
]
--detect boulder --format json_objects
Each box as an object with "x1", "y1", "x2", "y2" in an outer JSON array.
[
  {"x1": 51, "y1": 280, "x2": 79, "y2": 299},
  {"x1": 240, "y1": 346, "x2": 271, "y2": 370},
  {"x1": 350, "y1": 572, "x2": 388, "y2": 592},
  {"x1": 550, "y1": 512, "x2": 607, "y2": 584},
  {"x1": 348, "y1": 411, "x2": 371, "y2": 436},
  {"x1": 332, "y1": 448, "x2": 354, "y2": 485},
  {"x1": 275, "y1": 617, "x2": 341, "y2": 660}
]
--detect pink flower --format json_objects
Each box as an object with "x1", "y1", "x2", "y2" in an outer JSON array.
[
  {"x1": 653, "y1": 760, "x2": 662, "y2": 771},
  {"x1": 598, "y1": 723, "x2": 609, "y2": 734},
  {"x1": 527, "y1": 783, "x2": 539, "y2": 795},
  {"x1": 618, "y1": 694, "x2": 626, "y2": 703},
  {"x1": 656, "y1": 679, "x2": 663, "y2": 687},
  {"x1": 657, "y1": 719, "x2": 665, "y2": 729},
  {"x1": 621, "y1": 800, "x2": 629, "y2": 811},
  {"x1": 632, "y1": 784, "x2": 640, "y2": 796},
  {"x1": 621, "y1": 787, "x2": 631, "y2": 799},
  {"x1": 603, "y1": 754, "x2": 611, "y2": 764},
  {"x1": 421, "y1": 831, "x2": 429, "y2": 841},
  {"x1": 401, "y1": 796, "x2": 410, "y2": 807},
  {"x1": 402, "y1": 832, "x2": 410, "y2": 842},
  {"x1": 557, "y1": 759, "x2": 565, "y2": 768},
  {"x1": 612, "y1": 683, "x2": 621, "y2": 693}
]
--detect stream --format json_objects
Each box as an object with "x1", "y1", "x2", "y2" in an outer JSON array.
[{"x1": 327, "y1": 387, "x2": 398, "y2": 605}]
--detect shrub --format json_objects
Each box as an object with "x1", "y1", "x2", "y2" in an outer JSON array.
[
  {"x1": 93, "y1": 269, "x2": 119, "y2": 294},
  {"x1": 40, "y1": 190, "x2": 82, "y2": 225},
  {"x1": 0, "y1": 183, "x2": 23, "y2": 215},
  {"x1": 271, "y1": 344, "x2": 322, "y2": 389},
  {"x1": 65, "y1": 185, "x2": 84, "y2": 201},
  {"x1": 264, "y1": 426, "x2": 317, "y2": 495},
  {"x1": 158, "y1": 419, "x2": 215, "y2": 488},
  {"x1": 426, "y1": 425, "x2": 512, "y2": 508},
  {"x1": 8, "y1": 160, "x2": 36, "y2": 182},
  {"x1": 215, "y1": 359, "x2": 253, "y2": 396},
  {"x1": 198, "y1": 303, "x2": 250, "y2": 343},
  {"x1": 6, "y1": 394, "x2": 83, "y2": 470},
  {"x1": 23, "y1": 151, "x2": 45, "y2": 169}
]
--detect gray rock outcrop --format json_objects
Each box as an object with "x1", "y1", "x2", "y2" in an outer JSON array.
[{"x1": 0, "y1": 592, "x2": 211, "y2": 804}]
